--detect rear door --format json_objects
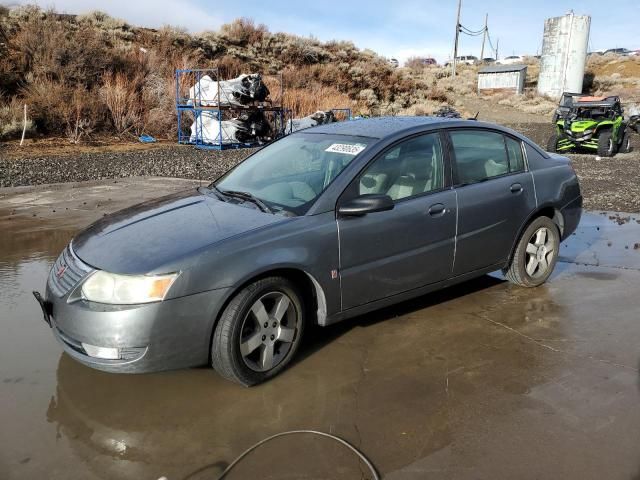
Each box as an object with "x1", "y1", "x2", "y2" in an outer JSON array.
[
  {"x1": 447, "y1": 129, "x2": 536, "y2": 275},
  {"x1": 338, "y1": 132, "x2": 457, "y2": 310}
]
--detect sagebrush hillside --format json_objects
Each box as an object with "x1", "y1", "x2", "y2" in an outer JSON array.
[{"x1": 1, "y1": 5, "x2": 638, "y2": 143}]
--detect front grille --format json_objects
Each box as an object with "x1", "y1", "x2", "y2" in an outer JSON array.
[{"x1": 48, "y1": 244, "x2": 93, "y2": 298}]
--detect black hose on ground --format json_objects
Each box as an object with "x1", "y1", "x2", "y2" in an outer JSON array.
[{"x1": 172, "y1": 430, "x2": 380, "y2": 480}]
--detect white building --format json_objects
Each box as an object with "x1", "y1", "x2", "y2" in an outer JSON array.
[{"x1": 477, "y1": 65, "x2": 527, "y2": 94}]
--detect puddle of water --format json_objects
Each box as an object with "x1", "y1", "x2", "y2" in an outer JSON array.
[
  {"x1": 1, "y1": 210, "x2": 640, "y2": 480},
  {"x1": 0, "y1": 227, "x2": 77, "y2": 479}
]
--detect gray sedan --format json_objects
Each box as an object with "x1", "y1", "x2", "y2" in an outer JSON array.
[{"x1": 35, "y1": 117, "x2": 582, "y2": 385}]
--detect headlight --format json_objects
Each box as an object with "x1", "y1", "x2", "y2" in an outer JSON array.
[
  {"x1": 81, "y1": 271, "x2": 179, "y2": 304},
  {"x1": 582, "y1": 129, "x2": 593, "y2": 135}
]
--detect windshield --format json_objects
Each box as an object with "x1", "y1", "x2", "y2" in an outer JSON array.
[{"x1": 214, "y1": 133, "x2": 373, "y2": 215}]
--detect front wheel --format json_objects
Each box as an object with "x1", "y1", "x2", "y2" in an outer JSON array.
[
  {"x1": 211, "y1": 276, "x2": 305, "y2": 386},
  {"x1": 597, "y1": 130, "x2": 617, "y2": 157},
  {"x1": 505, "y1": 216, "x2": 560, "y2": 287}
]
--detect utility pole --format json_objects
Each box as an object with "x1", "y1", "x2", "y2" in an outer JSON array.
[
  {"x1": 452, "y1": 0, "x2": 462, "y2": 77},
  {"x1": 495, "y1": 38, "x2": 499, "y2": 61},
  {"x1": 480, "y1": 13, "x2": 488, "y2": 60}
]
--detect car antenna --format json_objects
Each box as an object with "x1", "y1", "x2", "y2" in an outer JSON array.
[{"x1": 468, "y1": 112, "x2": 479, "y2": 120}]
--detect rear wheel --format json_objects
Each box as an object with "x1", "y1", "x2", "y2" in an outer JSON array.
[
  {"x1": 597, "y1": 130, "x2": 617, "y2": 157},
  {"x1": 505, "y1": 216, "x2": 560, "y2": 287},
  {"x1": 619, "y1": 130, "x2": 632, "y2": 153},
  {"x1": 211, "y1": 276, "x2": 305, "y2": 386},
  {"x1": 546, "y1": 132, "x2": 559, "y2": 153}
]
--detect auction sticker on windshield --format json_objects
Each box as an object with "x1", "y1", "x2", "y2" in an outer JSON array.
[{"x1": 325, "y1": 143, "x2": 367, "y2": 155}]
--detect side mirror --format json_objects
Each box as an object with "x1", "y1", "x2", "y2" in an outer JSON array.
[{"x1": 338, "y1": 194, "x2": 394, "y2": 217}]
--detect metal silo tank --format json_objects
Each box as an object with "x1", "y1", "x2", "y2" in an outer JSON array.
[{"x1": 538, "y1": 13, "x2": 591, "y2": 98}]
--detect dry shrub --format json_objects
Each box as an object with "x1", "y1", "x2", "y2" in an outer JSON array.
[
  {"x1": 20, "y1": 76, "x2": 104, "y2": 138},
  {"x1": 21, "y1": 76, "x2": 68, "y2": 132},
  {"x1": 100, "y1": 72, "x2": 144, "y2": 135},
  {"x1": 65, "y1": 87, "x2": 98, "y2": 143},
  {"x1": 220, "y1": 18, "x2": 267, "y2": 45},
  {"x1": 142, "y1": 72, "x2": 178, "y2": 139},
  {"x1": 279, "y1": 37, "x2": 327, "y2": 65},
  {"x1": 10, "y1": 9, "x2": 112, "y2": 88}
]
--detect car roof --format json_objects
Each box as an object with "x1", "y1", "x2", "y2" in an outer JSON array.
[
  {"x1": 300, "y1": 116, "x2": 529, "y2": 141},
  {"x1": 302, "y1": 116, "x2": 461, "y2": 138}
]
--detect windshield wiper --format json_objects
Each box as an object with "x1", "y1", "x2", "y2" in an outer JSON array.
[
  {"x1": 199, "y1": 185, "x2": 227, "y2": 202},
  {"x1": 218, "y1": 189, "x2": 273, "y2": 214}
]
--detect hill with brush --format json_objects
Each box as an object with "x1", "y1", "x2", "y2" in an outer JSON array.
[{"x1": 1, "y1": 5, "x2": 638, "y2": 144}]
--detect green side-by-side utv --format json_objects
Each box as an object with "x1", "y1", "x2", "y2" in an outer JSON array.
[{"x1": 547, "y1": 93, "x2": 633, "y2": 157}]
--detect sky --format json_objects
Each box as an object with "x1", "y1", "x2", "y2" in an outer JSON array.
[{"x1": 6, "y1": 0, "x2": 639, "y2": 64}]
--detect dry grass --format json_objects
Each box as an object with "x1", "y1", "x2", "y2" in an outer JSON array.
[
  {"x1": 586, "y1": 54, "x2": 640, "y2": 100},
  {"x1": 495, "y1": 91, "x2": 557, "y2": 115},
  {"x1": 283, "y1": 85, "x2": 352, "y2": 117},
  {"x1": 0, "y1": 95, "x2": 34, "y2": 139}
]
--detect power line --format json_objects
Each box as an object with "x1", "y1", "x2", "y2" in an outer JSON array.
[{"x1": 459, "y1": 24, "x2": 487, "y2": 36}]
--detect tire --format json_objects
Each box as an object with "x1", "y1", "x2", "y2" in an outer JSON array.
[
  {"x1": 505, "y1": 216, "x2": 560, "y2": 288},
  {"x1": 546, "y1": 133, "x2": 559, "y2": 153},
  {"x1": 211, "y1": 276, "x2": 305, "y2": 386},
  {"x1": 619, "y1": 130, "x2": 632, "y2": 153},
  {"x1": 597, "y1": 130, "x2": 617, "y2": 157}
]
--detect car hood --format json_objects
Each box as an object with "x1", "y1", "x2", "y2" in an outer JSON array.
[{"x1": 72, "y1": 189, "x2": 285, "y2": 274}]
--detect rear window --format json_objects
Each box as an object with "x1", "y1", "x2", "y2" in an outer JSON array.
[{"x1": 505, "y1": 137, "x2": 525, "y2": 172}]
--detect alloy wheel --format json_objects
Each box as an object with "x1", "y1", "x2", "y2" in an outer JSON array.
[
  {"x1": 239, "y1": 291, "x2": 299, "y2": 372},
  {"x1": 524, "y1": 227, "x2": 556, "y2": 279}
]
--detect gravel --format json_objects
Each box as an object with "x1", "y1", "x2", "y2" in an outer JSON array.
[
  {"x1": 0, "y1": 145, "x2": 255, "y2": 188},
  {"x1": 568, "y1": 151, "x2": 640, "y2": 213},
  {"x1": 2, "y1": 129, "x2": 639, "y2": 213}
]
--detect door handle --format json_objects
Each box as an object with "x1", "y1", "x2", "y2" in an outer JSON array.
[
  {"x1": 428, "y1": 203, "x2": 446, "y2": 216},
  {"x1": 510, "y1": 183, "x2": 523, "y2": 193}
]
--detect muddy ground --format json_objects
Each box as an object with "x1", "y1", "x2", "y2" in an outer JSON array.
[
  {"x1": 2, "y1": 119, "x2": 640, "y2": 212},
  {"x1": 1, "y1": 179, "x2": 640, "y2": 479}
]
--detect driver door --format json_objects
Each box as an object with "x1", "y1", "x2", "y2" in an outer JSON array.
[{"x1": 337, "y1": 132, "x2": 457, "y2": 310}]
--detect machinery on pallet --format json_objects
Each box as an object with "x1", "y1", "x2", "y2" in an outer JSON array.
[
  {"x1": 176, "y1": 68, "x2": 353, "y2": 149},
  {"x1": 175, "y1": 69, "x2": 286, "y2": 150}
]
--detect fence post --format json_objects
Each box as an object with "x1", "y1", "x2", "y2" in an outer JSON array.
[{"x1": 20, "y1": 104, "x2": 27, "y2": 146}]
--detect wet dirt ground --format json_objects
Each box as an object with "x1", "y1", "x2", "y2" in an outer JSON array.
[{"x1": 1, "y1": 179, "x2": 640, "y2": 480}]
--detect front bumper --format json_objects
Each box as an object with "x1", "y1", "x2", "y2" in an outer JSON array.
[
  {"x1": 557, "y1": 132, "x2": 598, "y2": 151},
  {"x1": 38, "y1": 247, "x2": 231, "y2": 373},
  {"x1": 44, "y1": 285, "x2": 230, "y2": 373}
]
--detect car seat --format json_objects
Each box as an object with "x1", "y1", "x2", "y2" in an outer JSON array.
[
  {"x1": 484, "y1": 159, "x2": 508, "y2": 178},
  {"x1": 386, "y1": 153, "x2": 433, "y2": 199}
]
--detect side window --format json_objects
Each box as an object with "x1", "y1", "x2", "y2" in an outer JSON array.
[
  {"x1": 359, "y1": 133, "x2": 444, "y2": 201},
  {"x1": 450, "y1": 130, "x2": 509, "y2": 184},
  {"x1": 505, "y1": 137, "x2": 525, "y2": 172}
]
